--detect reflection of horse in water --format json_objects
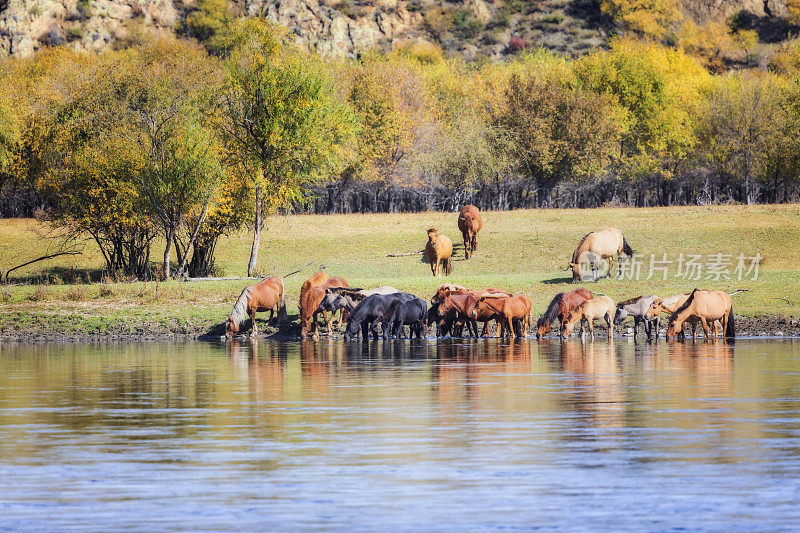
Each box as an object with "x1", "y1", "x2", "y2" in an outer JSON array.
[{"x1": 557, "y1": 340, "x2": 626, "y2": 429}]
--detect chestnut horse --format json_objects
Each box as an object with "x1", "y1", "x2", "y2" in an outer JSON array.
[
  {"x1": 568, "y1": 227, "x2": 633, "y2": 282},
  {"x1": 667, "y1": 289, "x2": 734, "y2": 340},
  {"x1": 425, "y1": 228, "x2": 453, "y2": 277},
  {"x1": 299, "y1": 276, "x2": 349, "y2": 339},
  {"x1": 536, "y1": 288, "x2": 593, "y2": 338},
  {"x1": 433, "y1": 286, "x2": 511, "y2": 336},
  {"x1": 457, "y1": 205, "x2": 483, "y2": 259},
  {"x1": 225, "y1": 277, "x2": 286, "y2": 338},
  {"x1": 561, "y1": 295, "x2": 615, "y2": 340},
  {"x1": 473, "y1": 294, "x2": 532, "y2": 338}
]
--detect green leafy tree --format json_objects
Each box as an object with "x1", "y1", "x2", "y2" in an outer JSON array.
[{"x1": 217, "y1": 20, "x2": 357, "y2": 275}]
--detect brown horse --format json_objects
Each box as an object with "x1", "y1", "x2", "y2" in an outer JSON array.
[
  {"x1": 473, "y1": 294, "x2": 533, "y2": 338},
  {"x1": 667, "y1": 289, "x2": 734, "y2": 340},
  {"x1": 433, "y1": 287, "x2": 511, "y2": 337},
  {"x1": 536, "y1": 288, "x2": 593, "y2": 338},
  {"x1": 225, "y1": 277, "x2": 286, "y2": 338},
  {"x1": 299, "y1": 276, "x2": 349, "y2": 339},
  {"x1": 561, "y1": 295, "x2": 615, "y2": 339},
  {"x1": 457, "y1": 205, "x2": 483, "y2": 259},
  {"x1": 438, "y1": 293, "x2": 482, "y2": 337},
  {"x1": 568, "y1": 227, "x2": 634, "y2": 282},
  {"x1": 425, "y1": 228, "x2": 453, "y2": 277}
]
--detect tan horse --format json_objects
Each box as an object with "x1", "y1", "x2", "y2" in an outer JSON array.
[
  {"x1": 569, "y1": 227, "x2": 633, "y2": 282},
  {"x1": 645, "y1": 292, "x2": 720, "y2": 338},
  {"x1": 299, "y1": 276, "x2": 349, "y2": 339},
  {"x1": 225, "y1": 277, "x2": 286, "y2": 338},
  {"x1": 457, "y1": 205, "x2": 483, "y2": 259},
  {"x1": 425, "y1": 228, "x2": 453, "y2": 277},
  {"x1": 667, "y1": 289, "x2": 734, "y2": 340},
  {"x1": 473, "y1": 293, "x2": 532, "y2": 338},
  {"x1": 561, "y1": 295, "x2": 615, "y2": 339}
]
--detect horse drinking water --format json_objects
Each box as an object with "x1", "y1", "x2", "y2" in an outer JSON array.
[{"x1": 225, "y1": 277, "x2": 286, "y2": 338}]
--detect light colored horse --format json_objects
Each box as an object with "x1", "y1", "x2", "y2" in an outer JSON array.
[
  {"x1": 425, "y1": 228, "x2": 453, "y2": 277},
  {"x1": 569, "y1": 227, "x2": 633, "y2": 282},
  {"x1": 667, "y1": 289, "x2": 734, "y2": 340},
  {"x1": 561, "y1": 295, "x2": 615, "y2": 339},
  {"x1": 457, "y1": 205, "x2": 483, "y2": 259},
  {"x1": 225, "y1": 277, "x2": 286, "y2": 338},
  {"x1": 614, "y1": 295, "x2": 659, "y2": 340},
  {"x1": 645, "y1": 292, "x2": 720, "y2": 339}
]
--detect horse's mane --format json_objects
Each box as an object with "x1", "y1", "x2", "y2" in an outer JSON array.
[
  {"x1": 670, "y1": 288, "x2": 699, "y2": 322},
  {"x1": 537, "y1": 292, "x2": 564, "y2": 328},
  {"x1": 617, "y1": 295, "x2": 644, "y2": 307},
  {"x1": 571, "y1": 232, "x2": 593, "y2": 263},
  {"x1": 229, "y1": 285, "x2": 254, "y2": 326}
]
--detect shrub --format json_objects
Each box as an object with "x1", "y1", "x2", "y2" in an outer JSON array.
[
  {"x1": 542, "y1": 14, "x2": 564, "y2": 24},
  {"x1": 66, "y1": 27, "x2": 83, "y2": 42},
  {"x1": 27, "y1": 284, "x2": 48, "y2": 302},
  {"x1": 452, "y1": 8, "x2": 484, "y2": 40},
  {"x1": 66, "y1": 286, "x2": 86, "y2": 301},
  {"x1": 508, "y1": 35, "x2": 525, "y2": 52}
]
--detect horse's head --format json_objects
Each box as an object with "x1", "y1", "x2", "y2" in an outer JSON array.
[
  {"x1": 666, "y1": 320, "x2": 681, "y2": 340},
  {"x1": 225, "y1": 316, "x2": 238, "y2": 338},
  {"x1": 536, "y1": 320, "x2": 550, "y2": 339},
  {"x1": 569, "y1": 262, "x2": 581, "y2": 282},
  {"x1": 427, "y1": 228, "x2": 438, "y2": 242},
  {"x1": 561, "y1": 309, "x2": 579, "y2": 337},
  {"x1": 613, "y1": 306, "x2": 628, "y2": 325},
  {"x1": 644, "y1": 299, "x2": 663, "y2": 319}
]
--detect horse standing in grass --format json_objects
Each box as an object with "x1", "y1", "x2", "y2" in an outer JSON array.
[
  {"x1": 536, "y1": 288, "x2": 593, "y2": 338},
  {"x1": 561, "y1": 295, "x2": 616, "y2": 340},
  {"x1": 425, "y1": 228, "x2": 453, "y2": 277},
  {"x1": 457, "y1": 205, "x2": 483, "y2": 259},
  {"x1": 568, "y1": 227, "x2": 634, "y2": 282},
  {"x1": 225, "y1": 277, "x2": 286, "y2": 338},
  {"x1": 667, "y1": 289, "x2": 734, "y2": 340}
]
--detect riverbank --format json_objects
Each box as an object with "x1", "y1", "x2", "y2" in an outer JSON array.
[{"x1": 2, "y1": 205, "x2": 800, "y2": 341}]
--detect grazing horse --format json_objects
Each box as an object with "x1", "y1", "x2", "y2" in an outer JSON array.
[
  {"x1": 473, "y1": 293, "x2": 532, "y2": 338},
  {"x1": 225, "y1": 277, "x2": 286, "y2": 338},
  {"x1": 568, "y1": 227, "x2": 634, "y2": 282},
  {"x1": 425, "y1": 228, "x2": 453, "y2": 277},
  {"x1": 644, "y1": 292, "x2": 719, "y2": 339},
  {"x1": 667, "y1": 289, "x2": 734, "y2": 340},
  {"x1": 561, "y1": 295, "x2": 616, "y2": 340},
  {"x1": 299, "y1": 276, "x2": 349, "y2": 339},
  {"x1": 536, "y1": 288, "x2": 593, "y2": 338},
  {"x1": 614, "y1": 295, "x2": 659, "y2": 341},
  {"x1": 457, "y1": 205, "x2": 483, "y2": 259}
]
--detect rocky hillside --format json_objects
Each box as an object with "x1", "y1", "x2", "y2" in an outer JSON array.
[{"x1": 0, "y1": 0, "x2": 795, "y2": 61}]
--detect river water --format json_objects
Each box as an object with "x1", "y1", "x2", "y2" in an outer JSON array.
[{"x1": 1, "y1": 339, "x2": 799, "y2": 531}]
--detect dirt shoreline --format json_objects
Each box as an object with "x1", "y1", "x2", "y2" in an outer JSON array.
[{"x1": 1, "y1": 315, "x2": 798, "y2": 343}]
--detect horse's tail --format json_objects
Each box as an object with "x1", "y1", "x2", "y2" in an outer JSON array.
[
  {"x1": 726, "y1": 305, "x2": 735, "y2": 338},
  {"x1": 622, "y1": 236, "x2": 634, "y2": 257}
]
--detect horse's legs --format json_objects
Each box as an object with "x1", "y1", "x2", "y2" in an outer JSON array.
[
  {"x1": 700, "y1": 317, "x2": 710, "y2": 339},
  {"x1": 361, "y1": 321, "x2": 369, "y2": 340},
  {"x1": 250, "y1": 309, "x2": 257, "y2": 337},
  {"x1": 587, "y1": 318, "x2": 594, "y2": 340},
  {"x1": 606, "y1": 313, "x2": 613, "y2": 339},
  {"x1": 480, "y1": 321, "x2": 489, "y2": 337},
  {"x1": 607, "y1": 256, "x2": 614, "y2": 278}
]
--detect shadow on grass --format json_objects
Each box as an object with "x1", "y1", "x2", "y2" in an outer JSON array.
[{"x1": 11, "y1": 267, "x2": 108, "y2": 284}]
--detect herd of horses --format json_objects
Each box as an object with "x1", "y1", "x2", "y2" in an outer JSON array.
[{"x1": 224, "y1": 205, "x2": 736, "y2": 342}]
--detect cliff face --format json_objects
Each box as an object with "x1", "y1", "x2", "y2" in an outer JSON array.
[{"x1": 0, "y1": 0, "x2": 793, "y2": 59}]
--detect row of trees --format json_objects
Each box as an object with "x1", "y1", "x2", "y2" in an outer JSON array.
[{"x1": 3, "y1": 24, "x2": 800, "y2": 278}]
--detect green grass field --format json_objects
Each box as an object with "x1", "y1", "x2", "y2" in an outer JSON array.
[{"x1": 2, "y1": 204, "x2": 800, "y2": 337}]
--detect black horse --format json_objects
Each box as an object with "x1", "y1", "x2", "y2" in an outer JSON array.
[{"x1": 344, "y1": 293, "x2": 427, "y2": 340}]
